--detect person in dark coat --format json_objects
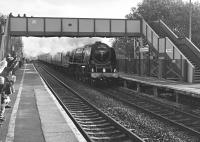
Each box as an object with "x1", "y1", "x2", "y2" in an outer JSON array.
[
  {"x1": 4, "y1": 54, "x2": 18, "y2": 105},
  {"x1": 0, "y1": 54, "x2": 19, "y2": 120},
  {"x1": 6, "y1": 53, "x2": 19, "y2": 75},
  {"x1": 0, "y1": 58, "x2": 8, "y2": 120}
]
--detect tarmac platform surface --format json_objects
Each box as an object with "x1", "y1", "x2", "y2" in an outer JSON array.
[
  {"x1": 120, "y1": 73, "x2": 200, "y2": 98},
  {"x1": 0, "y1": 64, "x2": 86, "y2": 142}
]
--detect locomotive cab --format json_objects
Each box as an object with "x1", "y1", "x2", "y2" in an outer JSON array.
[{"x1": 89, "y1": 42, "x2": 118, "y2": 82}]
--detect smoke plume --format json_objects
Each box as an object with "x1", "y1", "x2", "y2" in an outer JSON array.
[{"x1": 22, "y1": 37, "x2": 113, "y2": 58}]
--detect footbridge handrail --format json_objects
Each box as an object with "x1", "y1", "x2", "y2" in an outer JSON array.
[
  {"x1": 142, "y1": 19, "x2": 160, "y2": 51},
  {"x1": 183, "y1": 37, "x2": 200, "y2": 59},
  {"x1": 142, "y1": 18, "x2": 194, "y2": 68},
  {"x1": 166, "y1": 37, "x2": 194, "y2": 68},
  {"x1": 159, "y1": 20, "x2": 179, "y2": 39}
]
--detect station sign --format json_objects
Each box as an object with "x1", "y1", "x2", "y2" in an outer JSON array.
[
  {"x1": 140, "y1": 47, "x2": 149, "y2": 52},
  {"x1": 166, "y1": 48, "x2": 173, "y2": 53}
]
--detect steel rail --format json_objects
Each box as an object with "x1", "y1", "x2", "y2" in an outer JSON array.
[
  {"x1": 35, "y1": 63, "x2": 144, "y2": 142},
  {"x1": 97, "y1": 87, "x2": 200, "y2": 137}
]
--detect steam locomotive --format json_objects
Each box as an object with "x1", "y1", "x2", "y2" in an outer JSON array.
[{"x1": 38, "y1": 41, "x2": 119, "y2": 84}]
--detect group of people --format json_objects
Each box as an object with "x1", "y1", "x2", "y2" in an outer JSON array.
[{"x1": 0, "y1": 53, "x2": 19, "y2": 121}]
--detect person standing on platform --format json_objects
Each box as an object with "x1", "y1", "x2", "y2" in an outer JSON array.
[
  {"x1": 6, "y1": 53, "x2": 18, "y2": 75},
  {"x1": 10, "y1": 53, "x2": 19, "y2": 75},
  {"x1": 0, "y1": 53, "x2": 19, "y2": 121},
  {"x1": 0, "y1": 58, "x2": 8, "y2": 120},
  {"x1": 3, "y1": 54, "x2": 18, "y2": 108},
  {"x1": 9, "y1": 54, "x2": 18, "y2": 92}
]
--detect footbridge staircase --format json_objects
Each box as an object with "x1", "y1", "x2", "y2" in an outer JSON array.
[{"x1": 142, "y1": 19, "x2": 200, "y2": 83}]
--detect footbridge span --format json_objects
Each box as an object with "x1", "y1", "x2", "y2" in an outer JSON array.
[{"x1": 9, "y1": 15, "x2": 141, "y2": 37}]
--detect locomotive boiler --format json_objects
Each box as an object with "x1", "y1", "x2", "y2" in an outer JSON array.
[{"x1": 68, "y1": 41, "x2": 118, "y2": 83}]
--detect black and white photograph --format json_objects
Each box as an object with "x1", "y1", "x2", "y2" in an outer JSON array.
[{"x1": 0, "y1": 0, "x2": 200, "y2": 141}]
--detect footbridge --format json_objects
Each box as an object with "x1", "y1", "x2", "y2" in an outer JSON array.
[
  {"x1": 9, "y1": 16, "x2": 141, "y2": 37},
  {"x1": 1, "y1": 13, "x2": 200, "y2": 83}
]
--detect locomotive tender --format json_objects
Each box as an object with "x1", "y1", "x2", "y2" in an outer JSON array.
[{"x1": 38, "y1": 41, "x2": 119, "y2": 83}]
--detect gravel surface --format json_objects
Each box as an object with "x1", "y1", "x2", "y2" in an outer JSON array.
[
  {"x1": 44, "y1": 64, "x2": 200, "y2": 142},
  {"x1": 63, "y1": 79, "x2": 200, "y2": 142}
]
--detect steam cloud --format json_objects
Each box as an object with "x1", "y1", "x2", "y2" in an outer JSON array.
[{"x1": 22, "y1": 37, "x2": 113, "y2": 58}]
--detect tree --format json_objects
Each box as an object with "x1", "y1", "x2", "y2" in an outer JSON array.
[
  {"x1": 0, "y1": 14, "x2": 6, "y2": 47},
  {"x1": 11, "y1": 37, "x2": 23, "y2": 57},
  {"x1": 112, "y1": 37, "x2": 135, "y2": 60},
  {"x1": 113, "y1": 0, "x2": 200, "y2": 60},
  {"x1": 132, "y1": 0, "x2": 200, "y2": 47},
  {"x1": 0, "y1": 13, "x2": 6, "y2": 25}
]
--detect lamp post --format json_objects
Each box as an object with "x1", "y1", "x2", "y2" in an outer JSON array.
[{"x1": 189, "y1": 0, "x2": 192, "y2": 40}]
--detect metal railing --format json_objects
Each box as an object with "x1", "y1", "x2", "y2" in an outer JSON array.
[{"x1": 141, "y1": 19, "x2": 194, "y2": 82}]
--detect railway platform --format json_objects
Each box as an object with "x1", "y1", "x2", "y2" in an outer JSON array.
[
  {"x1": 0, "y1": 64, "x2": 86, "y2": 142},
  {"x1": 119, "y1": 72, "x2": 200, "y2": 102}
]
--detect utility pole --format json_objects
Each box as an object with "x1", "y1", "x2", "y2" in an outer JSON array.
[{"x1": 189, "y1": 0, "x2": 192, "y2": 40}]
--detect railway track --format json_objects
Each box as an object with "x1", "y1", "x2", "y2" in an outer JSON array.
[
  {"x1": 35, "y1": 64, "x2": 144, "y2": 142},
  {"x1": 97, "y1": 87, "x2": 200, "y2": 137}
]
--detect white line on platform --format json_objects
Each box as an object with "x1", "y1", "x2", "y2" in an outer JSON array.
[
  {"x1": 5, "y1": 64, "x2": 26, "y2": 142},
  {"x1": 35, "y1": 65, "x2": 87, "y2": 142}
]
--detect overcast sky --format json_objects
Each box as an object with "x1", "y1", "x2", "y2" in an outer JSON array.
[
  {"x1": 1, "y1": 0, "x2": 142, "y2": 18},
  {"x1": 1, "y1": 0, "x2": 143, "y2": 57}
]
